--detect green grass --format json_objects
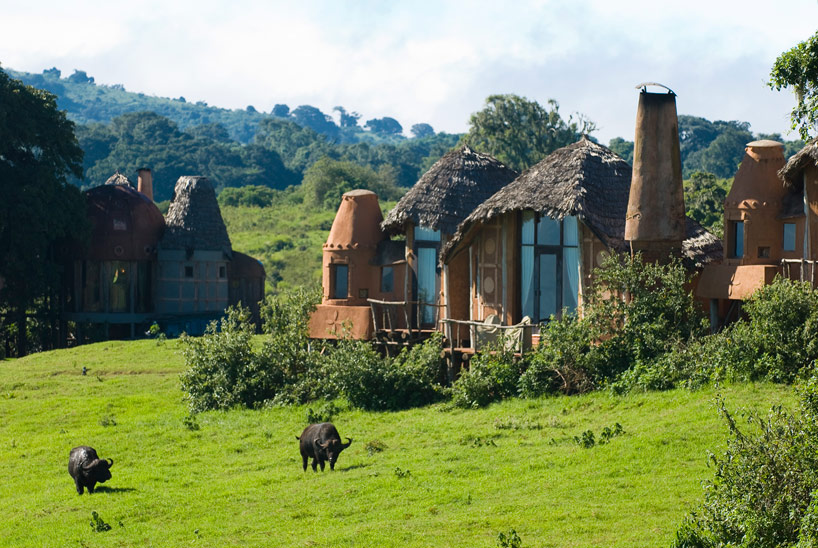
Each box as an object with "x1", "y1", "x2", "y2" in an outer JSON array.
[
  {"x1": 221, "y1": 200, "x2": 398, "y2": 294},
  {"x1": 0, "y1": 339, "x2": 796, "y2": 547}
]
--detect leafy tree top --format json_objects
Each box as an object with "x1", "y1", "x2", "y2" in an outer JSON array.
[
  {"x1": 769, "y1": 30, "x2": 818, "y2": 139},
  {"x1": 460, "y1": 94, "x2": 596, "y2": 171}
]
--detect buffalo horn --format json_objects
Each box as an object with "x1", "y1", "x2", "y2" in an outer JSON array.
[
  {"x1": 341, "y1": 437, "x2": 353, "y2": 449},
  {"x1": 107, "y1": 458, "x2": 113, "y2": 467},
  {"x1": 316, "y1": 438, "x2": 328, "y2": 449}
]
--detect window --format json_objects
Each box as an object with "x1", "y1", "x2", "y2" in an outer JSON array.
[
  {"x1": 413, "y1": 226, "x2": 440, "y2": 326},
  {"x1": 332, "y1": 264, "x2": 348, "y2": 299},
  {"x1": 783, "y1": 223, "x2": 796, "y2": 252},
  {"x1": 381, "y1": 266, "x2": 394, "y2": 293},
  {"x1": 219, "y1": 265, "x2": 226, "y2": 278},
  {"x1": 730, "y1": 221, "x2": 744, "y2": 258},
  {"x1": 184, "y1": 265, "x2": 194, "y2": 278},
  {"x1": 520, "y1": 212, "x2": 580, "y2": 323}
]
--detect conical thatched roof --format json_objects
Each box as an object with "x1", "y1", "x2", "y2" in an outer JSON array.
[
  {"x1": 779, "y1": 137, "x2": 818, "y2": 189},
  {"x1": 441, "y1": 137, "x2": 722, "y2": 267},
  {"x1": 161, "y1": 176, "x2": 232, "y2": 254},
  {"x1": 381, "y1": 146, "x2": 518, "y2": 236},
  {"x1": 442, "y1": 138, "x2": 630, "y2": 258},
  {"x1": 105, "y1": 171, "x2": 133, "y2": 186}
]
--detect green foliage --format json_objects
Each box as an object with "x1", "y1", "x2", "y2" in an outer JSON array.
[
  {"x1": 217, "y1": 185, "x2": 279, "y2": 208},
  {"x1": 365, "y1": 116, "x2": 403, "y2": 136},
  {"x1": 89, "y1": 511, "x2": 111, "y2": 533},
  {"x1": 523, "y1": 253, "x2": 704, "y2": 397},
  {"x1": 301, "y1": 157, "x2": 403, "y2": 209},
  {"x1": 452, "y1": 338, "x2": 521, "y2": 408},
  {"x1": 180, "y1": 306, "x2": 284, "y2": 412},
  {"x1": 724, "y1": 277, "x2": 818, "y2": 383},
  {"x1": 684, "y1": 171, "x2": 731, "y2": 238},
  {"x1": 497, "y1": 528, "x2": 523, "y2": 548},
  {"x1": 410, "y1": 123, "x2": 434, "y2": 138},
  {"x1": 0, "y1": 69, "x2": 88, "y2": 357},
  {"x1": 574, "y1": 423, "x2": 624, "y2": 449},
  {"x1": 681, "y1": 119, "x2": 752, "y2": 179},
  {"x1": 330, "y1": 333, "x2": 446, "y2": 411},
  {"x1": 461, "y1": 94, "x2": 596, "y2": 171},
  {"x1": 769, "y1": 30, "x2": 818, "y2": 139},
  {"x1": 305, "y1": 401, "x2": 340, "y2": 424},
  {"x1": 673, "y1": 381, "x2": 818, "y2": 547},
  {"x1": 78, "y1": 111, "x2": 298, "y2": 200},
  {"x1": 519, "y1": 312, "x2": 596, "y2": 397},
  {"x1": 608, "y1": 137, "x2": 634, "y2": 164}
]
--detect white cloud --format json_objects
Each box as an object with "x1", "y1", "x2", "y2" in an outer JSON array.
[{"x1": 1, "y1": 0, "x2": 817, "y2": 140}]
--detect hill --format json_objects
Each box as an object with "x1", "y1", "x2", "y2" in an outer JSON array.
[
  {"x1": 3, "y1": 67, "x2": 432, "y2": 145},
  {"x1": 0, "y1": 339, "x2": 796, "y2": 547}
]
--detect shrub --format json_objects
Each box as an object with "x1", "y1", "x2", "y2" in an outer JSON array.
[
  {"x1": 672, "y1": 377, "x2": 818, "y2": 547},
  {"x1": 180, "y1": 306, "x2": 284, "y2": 412},
  {"x1": 519, "y1": 313, "x2": 595, "y2": 396},
  {"x1": 521, "y1": 253, "x2": 705, "y2": 396},
  {"x1": 452, "y1": 338, "x2": 521, "y2": 408},
  {"x1": 330, "y1": 333, "x2": 445, "y2": 411}
]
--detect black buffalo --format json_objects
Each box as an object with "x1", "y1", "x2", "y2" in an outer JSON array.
[
  {"x1": 296, "y1": 423, "x2": 352, "y2": 472},
  {"x1": 68, "y1": 446, "x2": 113, "y2": 494}
]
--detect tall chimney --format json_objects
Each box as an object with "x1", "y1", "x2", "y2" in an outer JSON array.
[
  {"x1": 625, "y1": 85, "x2": 686, "y2": 263},
  {"x1": 137, "y1": 168, "x2": 153, "y2": 201}
]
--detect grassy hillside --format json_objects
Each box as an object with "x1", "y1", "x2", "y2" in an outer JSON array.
[
  {"x1": 0, "y1": 339, "x2": 796, "y2": 547},
  {"x1": 221, "y1": 199, "x2": 398, "y2": 293}
]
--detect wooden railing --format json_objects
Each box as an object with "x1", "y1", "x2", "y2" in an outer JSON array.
[
  {"x1": 439, "y1": 317, "x2": 533, "y2": 354},
  {"x1": 366, "y1": 298, "x2": 443, "y2": 341},
  {"x1": 781, "y1": 259, "x2": 818, "y2": 286}
]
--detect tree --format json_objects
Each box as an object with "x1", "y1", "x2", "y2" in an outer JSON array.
[
  {"x1": 684, "y1": 171, "x2": 730, "y2": 238},
  {"x1": 333, "y1": 106, "x2": 361, "y2": 128},
  {"x1": 364, "y1": 117, "x2": 403, "y2": 136},
  {"x1": 0, "y1": 69, "x2": 88, "y2": 356},
  {"x1": 460, "y1": 94, "x2": 596, "y2": 171},
  {"x1": 301, "y1": 157, "x2": 403, "y2": 209},
  {"x1": 290, "y1": 105, "x2": 339, "y2": 139},
  {"x1": 608, "y1": 137, "x2": 633, "y2": 165},
  {"x1": 272, "y1": 104, "x2": 290, "y2": 117},
  {"x1": 410, "y1": 123, "x2": 435, "y2": 139},
  {"x1": 769, "y1": 30, "x2": 818, "y2": 139}
]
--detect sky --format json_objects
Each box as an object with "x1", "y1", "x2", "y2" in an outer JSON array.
[{"x1": 2, "y1": 0, "x2": 817, "y2": 143}]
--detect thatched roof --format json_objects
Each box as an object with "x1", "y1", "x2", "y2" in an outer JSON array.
[
  {"x1": 161, "y1": 176, "x2": 232, "y2": 254},
  {"x1": 441, "y1": 137, "x2": 722, "y2": 267},
  {"x1": 779, "y1": 137, "x2": 818, "y2": 189},
  {"x1": 381, "y1": 146, "x2": 518, "y2": 236},
  {"x1": 682, "y1": 218, "x2": 723, "y2": 268},
  {"x1": 105, "y1": 171, "x2": 133, "y2": 186}
]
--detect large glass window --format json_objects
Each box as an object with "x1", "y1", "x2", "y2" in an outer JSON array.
[
  {"x1": 413, "y1": 225, "x2": 440, "y2": 327},
  {"x1": 520, "y1": 212, "x2": 580, "y2": 323}
]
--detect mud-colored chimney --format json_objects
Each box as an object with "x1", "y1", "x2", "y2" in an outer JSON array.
[
  {"x1": 137, "y1": 168, "x2": 153, "y2": 201},
  {"x1": 625, "y1": 85, "x2": 686, "y2": 263}
]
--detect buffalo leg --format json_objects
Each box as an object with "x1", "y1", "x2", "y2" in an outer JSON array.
[
  {"x1": 319, "y1": 460, "x2": 325, "y2": 471},
  {"x1": 311, "y1": 458, "x2": 318, "y2": 472},
  {"x1": 87, "y1": 482, "x2": 95, "y2": 494},
  {"x1": 302, "y1": 455, "x2": 309, "y2": 471},
  {"x1": 75, "y1": 479, "x2": 84, "y2": 495}
]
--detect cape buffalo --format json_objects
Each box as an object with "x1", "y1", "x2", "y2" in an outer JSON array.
[
  {"x1": 296, "y1": 423, "x2": 352, "y2": 472},
  {"x1": 68, "y1": 446, "x2": 113, "y2": 494}
]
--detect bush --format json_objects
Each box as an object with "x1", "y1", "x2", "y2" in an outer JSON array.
[
  {"x1": 672, "y1": 377, "x2": 818, "y2": 547},
  {"x1": 519, "y1": 313, "x2": 595, "y2": 396},
  {"x1": 452, "y1": 338, "x2": 521, "y2": 408},
  {"x1": 330, "y1": 333, "x2": 445, "y2": 411},
  {"x1": 180, "y1": 306, "x2": 283, "y2": 413}
]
